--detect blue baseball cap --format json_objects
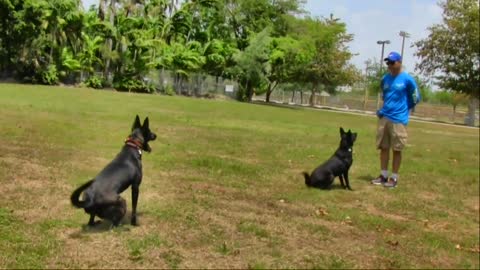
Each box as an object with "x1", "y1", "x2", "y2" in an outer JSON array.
[{"x1": 384, "y1": 51, "x2": 402, "y2": 62}]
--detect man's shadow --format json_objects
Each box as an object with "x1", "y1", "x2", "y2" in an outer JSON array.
[{"x1": 358, "y1": 175, "x2": 375, "y2": 182}]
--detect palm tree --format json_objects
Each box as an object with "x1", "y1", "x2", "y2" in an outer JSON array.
[
  {"x1": 78, "y1": 32, "x2": 104, "y2": 80},
  {"x1": 44, "y1": 0, "x2": 83, "y2": 64}
]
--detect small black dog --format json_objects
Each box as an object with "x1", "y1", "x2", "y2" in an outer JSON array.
[
  {"x1": 303, "y1": 127, "x2": 357, "y2": 190},
  {"x1": 70, "y1": 115, "x2": 156, "y2": 227}
]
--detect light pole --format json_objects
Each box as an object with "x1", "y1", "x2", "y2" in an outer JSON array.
[
  {"x1": 364, "y1": 59, "x2": 372, "y2": 111},
  {"x1": 399, "y1": 31, "x2": 411, "y2": 59},
  {"x1": 376, "y1": 40, "x2": 390, "y2": 110},
  {"x1": 399, "y1": 31, "x2": 415, "y2": 113}
]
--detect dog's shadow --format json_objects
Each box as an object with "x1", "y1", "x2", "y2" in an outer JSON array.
[
  {"x1": 72, "y1": 211, "x2": 144, "y2": 235},
  {"x1": 330, "y1": 185, "x2": 352, "y2": 191},
  {"x1": 307, "y1": 184, "x2": 353, "y2": 191}
]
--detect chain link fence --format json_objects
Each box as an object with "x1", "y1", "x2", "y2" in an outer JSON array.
[
  {"x1": 146, "y1": 70, "x2": 239, "y2": 99},
  {"x1": 255, "y1": 90, "x2": 479, "y2": 126}
]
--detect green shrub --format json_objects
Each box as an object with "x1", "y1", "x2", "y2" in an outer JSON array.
[
  {"x1": 163, "y1": 85, "x2": 176, "y2": 96},
  {"x1": 85, "y1": 75, "x2": 105, "y2": 89},
  {"x1": 39, "y1": 65, "x2": 59, "y2": 85},
  {"x1": 113, "y1": 76, "x2": 155, "y2": 93}
]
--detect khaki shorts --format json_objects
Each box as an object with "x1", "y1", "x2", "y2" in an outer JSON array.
[{"x1": 376, "y1": 117, "x2": 408, "y2": 151}]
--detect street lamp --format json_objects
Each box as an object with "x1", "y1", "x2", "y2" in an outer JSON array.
[
  {"x1": 376, "y1": 40, "x2": 390, "y2": 110},
  {"x1": 399, "y1": 31, "x2": 411, "y2": 59},
  {"x1": 364, "y1": 59, "x2": 372, "y2": 111}
]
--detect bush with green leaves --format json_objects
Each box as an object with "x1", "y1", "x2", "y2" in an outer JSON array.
[
  {"x1": 113, "y1": 75, "x2": 155, "y2": 93},
  {"x1": 39, "y1": 65, "x2": 59, "y2": 85},
  {"x1": 84, "y1": 75, "x2": 105, "y2": 89},
  {"x1": 163, "y1": 85, "x2": 176, "y2": 96}
]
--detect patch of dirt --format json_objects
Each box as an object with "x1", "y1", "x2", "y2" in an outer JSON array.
[
  {"x1": 0, "y1": 152, "x2": 72, "y2": 224},
  {"x1": 364, "y1": 204, "x2": 410, "y2": 222},
  {"x1": 417, "y1": 191, "x2": 440, "y2": 202},
  {"x1": 464, "y1": 197, "x2": 480, "y2": 213},
  {"x1": 49, "y1": 227, "x2": 150, "y2": 269}
]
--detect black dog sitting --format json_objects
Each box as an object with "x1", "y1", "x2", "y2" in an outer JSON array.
[
  {"x1": 303, "y1": 127, "x2": 357, "y2": 190},
  {"x1": 70, "y1": 115, "x2": 156, "y2": 227}
]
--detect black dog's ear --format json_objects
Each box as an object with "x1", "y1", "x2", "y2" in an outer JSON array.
[
  {"x1": 352, "y1": 133, "x2": 358, "y2": 143},
  {"x1": 132, "y1": 115, "x2": 141, "y2": 131},
  {"x1": 142, "y1": 117, "x2": 149, "y2": 129},
  {"x1": 340, "y1": 127, "x2": 346, "y2": 136}
]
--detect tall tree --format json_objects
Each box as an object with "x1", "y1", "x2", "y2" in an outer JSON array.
[
  {"x1": 264, "y1": 36, "x2": 303, "y2": 102},
  {"x1": 289, "y1": 16, "x2": 357, "y2": 106},
  {"x1": 414, "y1": 0, "x2": 479, "y2": 126},
  {"x1": 231, "y1": 29, "x2": 271, "y2": 101}
]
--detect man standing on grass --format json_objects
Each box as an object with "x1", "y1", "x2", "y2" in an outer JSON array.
[{"x1": 371, "y1": 52, "x2": 421, "y2": 188}]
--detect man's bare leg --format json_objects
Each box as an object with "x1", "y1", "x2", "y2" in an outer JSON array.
[{"x1": 392, "y1": 150, "x2": 402, "y2": 176}]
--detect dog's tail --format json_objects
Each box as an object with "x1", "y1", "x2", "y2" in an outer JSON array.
[
  {"x1": 70, "y1": 180, "x2": 94, "y2": 208},
  {"x1": 303, "y1": 172, "x2": 312, "y2": 187}
]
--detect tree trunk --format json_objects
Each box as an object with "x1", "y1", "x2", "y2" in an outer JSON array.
[
  {"x1": 465, "y1": 95, "x2": 479, "y2": 126},
  {"x1": 265, "y1": 82, "x2": 277, "y2": 103},
  {"x1": 310, "y1": 83, "x2": 317, "y2": 107},
  {"x1": 266, "y1": 90, "x2": 271, "y2": 103},
  {"x1": 102, "y1": 0, "x2": 114, "y2": 79},
  {"x1": 291, "y1": 90, "x2": 295, "y2": 103},
  {"x1": 452, "y1": 105, "x2": 456, "y2": 123},
  {"x1": 300, "y1": 91, "x2": 303, "y2": 104},
  {"x1": 246, "y1": 81, "x2": 254, "y2": 102},
  {"x1": 175, "y1": 74, "x2": 181, "y2": 94}
]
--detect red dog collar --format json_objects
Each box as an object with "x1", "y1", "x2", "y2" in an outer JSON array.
[{"x1": 125, "y1": 137, "x2": 143, "y2": 153}]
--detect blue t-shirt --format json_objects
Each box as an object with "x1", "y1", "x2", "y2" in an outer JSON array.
[{"x1": 378, "y1": 72, "x2": 420, "y2": 125}]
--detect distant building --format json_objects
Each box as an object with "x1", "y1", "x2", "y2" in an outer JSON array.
[{"x1": 336, "y1": 85, "x2": 352, "y2": 92}]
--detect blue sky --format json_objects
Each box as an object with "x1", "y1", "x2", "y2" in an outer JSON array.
[
  {"x1": 81, "y1": 0, "x2": 442, "y2": 73},
  {"x1": 303, "y1": 0, "x2": 443, "y2": 73}
]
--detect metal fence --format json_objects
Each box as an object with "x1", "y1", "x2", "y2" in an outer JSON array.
[
  {"x1": 256, "y1": 89, "x2": 479, "y2": 126},
  {"x1": 88, "y1": 70, "x2": 239, "y2": 98},
  {"x1": 85, "y1": 71, "x2": 478, "y2": 126},
  {"x1": 146, "y1": 70, "x2": 239, "y2": 98}
]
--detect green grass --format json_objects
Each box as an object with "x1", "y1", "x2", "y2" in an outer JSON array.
[{"x1": 0, "y1": 83, "x2": 478, "y2": 268}]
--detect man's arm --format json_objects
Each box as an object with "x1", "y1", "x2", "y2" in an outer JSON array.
[
  {"x1": 406, "y1": 76, "x2": 420, "y2": 110},
  {"x1": 377, "y1": 76, "x2": 386, "y2": 118},
  {"x1": 380, "y1": 76, "x2": 385, "y2": 101}
]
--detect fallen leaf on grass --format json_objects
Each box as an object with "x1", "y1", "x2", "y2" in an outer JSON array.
[
  {"x1": 315, "y1": 208, "x2": 329, "y2": 216},
  {"x1": 341, "y1": 216, "x2": 353, "y2": 225},
  {"x1": 423, "y1": 219, "x2": 429, "y2": 228},
  {"x1": 386, "y1": 240, "x2": 399, "y2": 247},
  {"x1": 456, "y1": 244, "x2": 480, "y2": 253},
  {"x1": 448, "y1": 158, "x2": 458, "y2": 163}
]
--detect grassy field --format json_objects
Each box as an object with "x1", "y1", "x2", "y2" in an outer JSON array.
[{"x1": 0, "y1": 83, "x2": 478, "y2": 269}]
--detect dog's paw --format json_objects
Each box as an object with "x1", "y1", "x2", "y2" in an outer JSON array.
[
  {"x1": 131, "y1": 217, "x2": 138, "y2": 226},
  {"x1": 88, "y1": 220, "x2": 102, "y2": 227}
]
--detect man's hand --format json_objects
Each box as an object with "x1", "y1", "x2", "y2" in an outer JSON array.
[{"x1": 376, "y1": 110, "x2": 384, "y2": 119}]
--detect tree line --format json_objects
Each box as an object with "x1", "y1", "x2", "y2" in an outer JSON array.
[
  {"x1": 1, "y1": 0, "x2": 478, "y2": 125},
  {"x1": 0, "y1": 0, "x2": 358, "y2": 103}
]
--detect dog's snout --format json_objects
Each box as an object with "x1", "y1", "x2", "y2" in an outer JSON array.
[{"x1": 151, "y1": 133, "x2": 157, "y2": 140}]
